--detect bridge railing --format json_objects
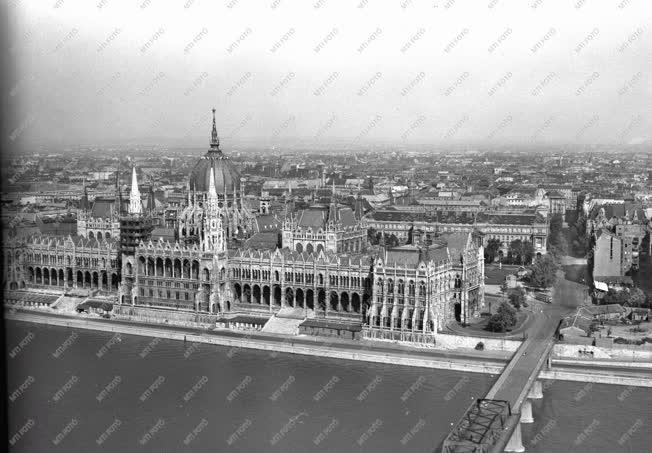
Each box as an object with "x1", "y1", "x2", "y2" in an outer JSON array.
[{"x1": 440, "y1": 398, "x2": 514, "y2": 453}]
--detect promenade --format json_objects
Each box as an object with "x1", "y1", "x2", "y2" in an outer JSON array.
[
  {"x1": 5, "y1": 308, "x2": 508, "y2": 374},
  {"x1": 7, "y1": 305, "x2": 652, "y2": 388}
]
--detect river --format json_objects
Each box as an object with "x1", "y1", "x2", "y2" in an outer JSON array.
[{"x1": 5, "y1": 321, "x2": 650, "y2": 452}]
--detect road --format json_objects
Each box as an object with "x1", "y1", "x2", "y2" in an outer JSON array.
[{"x1": 486, "y1": 272, "x2": 584, "y2": 406}]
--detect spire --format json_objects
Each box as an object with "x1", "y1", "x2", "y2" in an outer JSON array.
[
  {"x1": 147, "y1": 176, "x2": 155, "y2": 213},
  {"x1": 328, "y1": 187, "x2": 338, "y2": 225},
  {"x1": 355, "y1": 192, "x2": 364, "y2": 221},
  {"x1": 208, "y1": 168, "x2": 217, "y2": 200},
  {"x1": 80, "y1": 178, "x2": 89, "y2": 211},
  {"x1": 128, "y1": 165, "x2": 142, "y2": 215},
  {"x1": 204, "y1": 167, "x2": 225, "y2": 253},
  {"x1": 210, "y1": 108, "x2": 220, "y2": 150},
  {"x1": 115, "y1": 166, "x2": 122, "y2": 215},
  {"x1": 187, "y1": 180, "x2": 191, "y2": 206}
]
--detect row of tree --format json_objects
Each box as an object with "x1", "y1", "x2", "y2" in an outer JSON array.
[
  {"x1": 548, "y1": 213, "x2": 591, "y2": 259},
  {"x1": 601, "y1": 287, "x2": 650, "y2": 308},
  {"x1": 367, "y1": 227, "x2": 400, "y2": 247},
  {"x1": 484, "y1": 238, "x2": 535, "y2": 265}
]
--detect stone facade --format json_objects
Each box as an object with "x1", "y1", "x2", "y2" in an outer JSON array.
[{"x1": 4, "y1": 235, "x2": 120, "y2": 292}]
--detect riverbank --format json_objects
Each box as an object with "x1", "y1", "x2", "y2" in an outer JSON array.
[
  {"x1": 5, "y1": 309, "x2": 508, "y2": 374},
  {"x1": 7, "y1": 308, "x2": 652, "y2": 386}
]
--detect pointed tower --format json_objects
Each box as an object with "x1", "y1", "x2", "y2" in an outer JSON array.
[
  {"x1": 114, "y1": 166, "x2": 123, "y2": 215},
  {"x1": 388, "y1": 185, "x2": 394, "y2": 206},
  {"x1": 328, "y1": 187, "x2": 339, "y2": 226},
  {"x1": 207, "y1": 168, "x2": 218, "y2": 213},
  {"x1": 80, "y1": 178, "x2": 90, "y2": 212},
  {"x1": 355, "y1": 193, "x2": 365, "y2": 221},
  {"x1": 147, "y1": 176, "x2": 156, "y2": 214},
  {"x1": 128, "y1": 165, "x2": 142, "y2": 215},
  {"x1": 204, "y1": 168, "x2": 225, "y2": 253}
]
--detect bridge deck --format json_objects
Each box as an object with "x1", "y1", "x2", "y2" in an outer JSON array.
[{"x1": 441, "y1": 311, "x2": 560, "y2": 452}]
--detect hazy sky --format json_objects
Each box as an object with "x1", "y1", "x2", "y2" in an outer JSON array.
[{"x1": 4, "y1": 1, "x2": 652, "y2": 149}]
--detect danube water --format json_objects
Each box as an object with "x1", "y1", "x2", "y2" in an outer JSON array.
[{"x1": 6, "y1": 321, "x2": 650, "y2": 452}]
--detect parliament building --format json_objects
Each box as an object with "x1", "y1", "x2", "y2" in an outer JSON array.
[{"x1": 2, "y1": 110, "x2": 485, "y2": 342}]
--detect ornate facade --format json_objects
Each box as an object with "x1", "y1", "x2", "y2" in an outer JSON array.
[
  {"x1": 366, "y1": 232, "x2": 484, "y2": 342},
  {"x1": 76, "y1": 176, "x2": 123, "y2": 241},
  {"x1": 2, "y1": 110, "x2": 485, "y2": 342},
  {"x1": 4, "y1": 234, "x2": 120, "y2": 292}
]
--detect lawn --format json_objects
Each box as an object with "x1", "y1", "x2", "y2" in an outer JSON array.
[
  {"x1": 601, "y1": 321, "x2": 652, "y2": 341},
  {"x1": 484, "y1": 263, "x2": 522, "y2": 285}
]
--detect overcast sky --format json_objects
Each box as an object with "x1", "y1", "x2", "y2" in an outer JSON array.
[{"x1": 4, "y1": 1, "x2": 651, "y2": 149}]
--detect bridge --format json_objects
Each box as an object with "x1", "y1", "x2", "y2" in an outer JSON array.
[{"x1": 441, "y1": 306, "x2": 560, "y2": 452}]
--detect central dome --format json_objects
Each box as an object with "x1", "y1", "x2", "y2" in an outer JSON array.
[
  {"x1": 189, "y1": 110, "x2": 241, "y2": 195},
  {"x1": 190, "y1": 150, "x2": 241, "y2": 194}
]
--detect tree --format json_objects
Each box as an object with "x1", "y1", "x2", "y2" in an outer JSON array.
[
  {"x1": 500, "y1": 281, "x2": 509, "y2": 300},
  {"x1": 549, "y1": 213, "x2": 563, "y2": 238},
  {"x1": 602, "y1": 288, "x2": 629, "y2": 305},
  {"x1": 604, "y1": 287, "x2": 648, "y2": 308},
  {"x1": 508, "y1": 239, "x2": 535, "y2": 265},
  {"x1": 387, "y1": 234, "x2": 400, "y2": 248},
  {"x1": 486, "y1": 302, "x2": 518, "y2": 332},
  {"x1": 485, "y1": 238, "x2": 502, "y2": 263},
  {"x1": 497, "y1": 301, "x2": 518, "y2": 326},
  {"x1": 367, "y1": 227, "x2": 378, "y2": 245},
  {"x1": 508, "y1": 287, "x2": 526, "y2": 310},
  {"x1": 529, "y1": 254, "x2": 558, "y2": 288},
  {"x1": 521, "y1": 241, "x2": 535, "y2": 265},
  {"x1": 628, "y1": 288, "x2": 647, "y2": 308},
  {"x1": 548, "y1": 213, "x2": 569, "y2": 258},
  {"x1": 508, "y1": 239, "x2": 523, "y2": 265}
]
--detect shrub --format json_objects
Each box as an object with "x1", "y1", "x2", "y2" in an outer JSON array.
[
  {"x1": 475, "y1": 342, "x2": 485, "y2": 351},
  {"x1": 486, "y1": 303, "x2": 518, "y2": 333}
]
